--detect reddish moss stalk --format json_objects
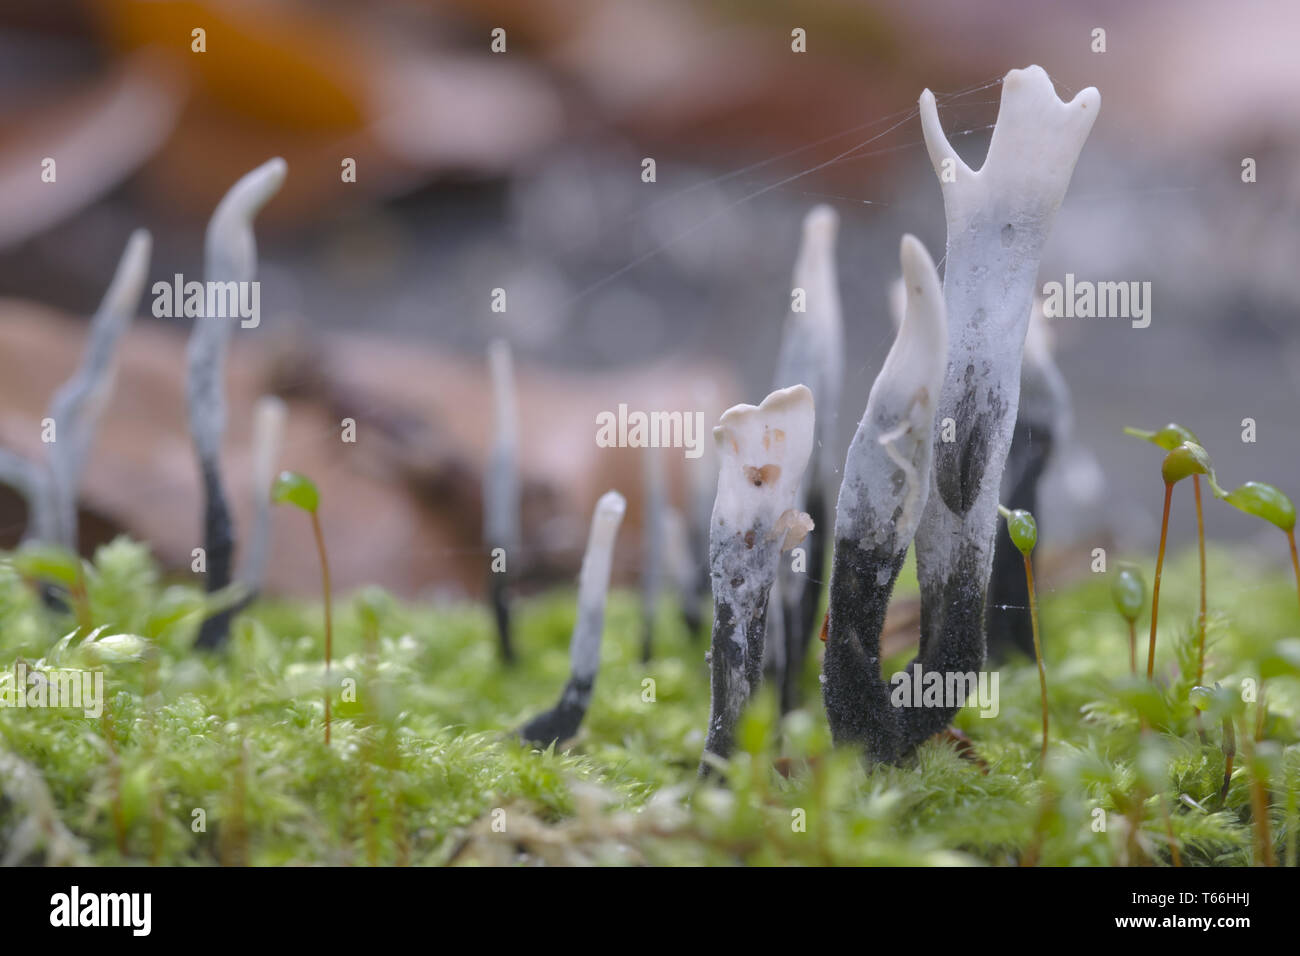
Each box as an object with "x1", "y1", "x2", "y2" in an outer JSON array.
[
  {"x1": 1159, "y1": 794, "x2": 1182, "y2": 867},
  {"x1": 1243, "y1": 731, "x2": 1277, "y2": 866},
  {"x1": 1193, "y1": 475, "x2": 1207, "y2": 683},
  {"x1": 1147, "y1": 481, "x2": 1174, "y2": 680},
  {"x1": 1024, "y1": 554, "x2": 1048, "y2": 763}
]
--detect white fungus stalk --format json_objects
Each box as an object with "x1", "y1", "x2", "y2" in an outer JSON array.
[
  {"x1": 771, "y1": 205, "x2": 844, "y2": 712},
  {"x1": 237, "y1": 394, "x2": 287, "y2": 594},
  {"x1": 519, "y1": 490, "x2": 626, "y2": 746},
  {"x1": 190, "y1": 157, "x2": 287, "y2": 649},
  {"x1": 484, "y1": 338, "x2": 521, "y2": 664},
  {"x1": 822, "y1": 235, "x2": 947, "y2": 761},
  {"x1": 988, "y1": 301, "x2": 1071, "y2": 658},
  {"x1": 903, "y1": 66, "x2": 1097, "y2": 746},
  {"x1": 46, "y1": 229, "x2": 151, "y2": 548},
  {"x1": 701, "y1": 384, "x2": 814, "y2": 772}
]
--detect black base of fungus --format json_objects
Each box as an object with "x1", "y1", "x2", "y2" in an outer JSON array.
[
  {"x1": 823, "y1": 542, "x2": 907, "y2": 763},
  {"x1": 489, "y1": 570, "x2": 515, "y2": 665},
  {"x1": 195, "y1": 463, "x2": 236, "y2": 650},
  {"x1": 701, "y1": 584, "x2": 771, "y2": 775},
  {"x1": 518, "y1": 677, "x2": 590, "y2": 747},
  {"x1": 907, "y1": 539, "x2": 988, "y2": 748}
]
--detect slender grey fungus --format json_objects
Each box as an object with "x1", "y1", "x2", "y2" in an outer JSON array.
[
  {"x1": 822, "y1": 65, "x2": 1098, "y2": 761},
  {"x1": 484, "y1": 337, "x2": 521, "y2": 665},
  {"x1": 191, "y1": 157, "x2": 287, "y2": 649},
  {"x1": 0, "y1": 229, "x2": 150, "y2": 553},
  {"x1": 519, "y1": 490, "x2": 627, "y2": 747}
]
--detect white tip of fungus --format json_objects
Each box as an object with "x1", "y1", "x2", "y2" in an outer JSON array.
[
  {"x1": 101, "y1": 229, "x2": 152, "y2": 321},
  {"x1": 799, "y1": 203, "x2": 838, "y2": 255},
  {"x1": 592, "y1": 488, "x2": 626, "y2": 527},
  {"x1": 984, "y1": 66, "x2": 1099, "y2": 179},
  {"x1": 923, "y1": 67, "x2": 1098, "y2": 218},
  {"x1": 205, "y1": 157, "x2": 288, "y2": 281},
  {"x1": 579, "y1": 490, "x2": 627, "y2": 597},
  {"x1": 712, "y1": 384, "x2": 815, "y2": 546},
  {"x1": 570, "y1": 490, "x2": 627, "y2": 678},
  {"x1": 778, "y1": 207, "x2": 843, "y2": 482},
  {"x1": 877, "y1": 235, "x2": 947, "y2": 397},
  {"x1": 789, "y1": 205, "x2": 842, "y2": 338},
  {"x1": 839, "y1": 236, "x2": 947, "y2": 549},
  {"x1": 918, "y1": 87, "x2": 973, "y2": 183}
]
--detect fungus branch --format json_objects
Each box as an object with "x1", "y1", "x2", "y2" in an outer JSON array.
[
  {"x1": 906, "y1": 66, "x2": 1097, "y2": 749},
  {"x1": 190, "y1": 158, "x2": 287, "y2": 649},
  {"x1": 701, "y1": 385, "x2": 814, "y2": 772},
  {"x1": 46, "y1": 229, "x2": 152, "y2": 549},
  {"x1": 772, "y1": 205, "x2": 844, "y2": 711},
  {"x1": 519, "y1": 490, "x2": 627, "y2": 747},
  {"x1": 822, "y1": 236, "x2": 946, "y2": 761}
]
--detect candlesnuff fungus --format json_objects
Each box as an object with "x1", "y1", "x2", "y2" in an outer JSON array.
[
  {"x1": 0, "y1": 230, "x2": 151, "y2": 552},
  {"x1": 46, "y1": 229, "x2": 152, "y2": 550},
  {"x1": 771, "y1": 205, "x2": 844, "y2": 713},
  {"x1": 998, "y1": 504, "x2": 1048, "y2": 762},
  {"x1": 484, "y1": 338, "x2": 521, "y2": 665},
  {"x1": 701, "y1": 384, "x2": 815, "y2": 772},
  {"x1": 1111, "y1": 563, "x2": 1146, "y2": 674},
  {"x1": 519, "y1": 490, "x2": 626, "y2": 747},
  {"x1": 822, "y1": 235, "x2": 946, "y2": 762},
  {"x1": 1147, "y1": 440, "x2": 1214, "y2": 680},
  {"x1": 269, "y1": 470, "x2": 333, "y2": 745},
  {"x1": 1125, "y1": 423, "x2": 1210, "y2": 682},
  {"x1": 190, "y1": 158, "x2": 288, "y2": 650},
  {"x1": 904, "y1": 65, "x2": 1097, "y2": 749},
  {"x1": 988, "y1": 302, "x2": 1070, "y2": 660}
]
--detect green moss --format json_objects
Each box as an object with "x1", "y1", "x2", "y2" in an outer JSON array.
[{"x1": 0, "y1": 536, "x2": 1296, "y2": 865}]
